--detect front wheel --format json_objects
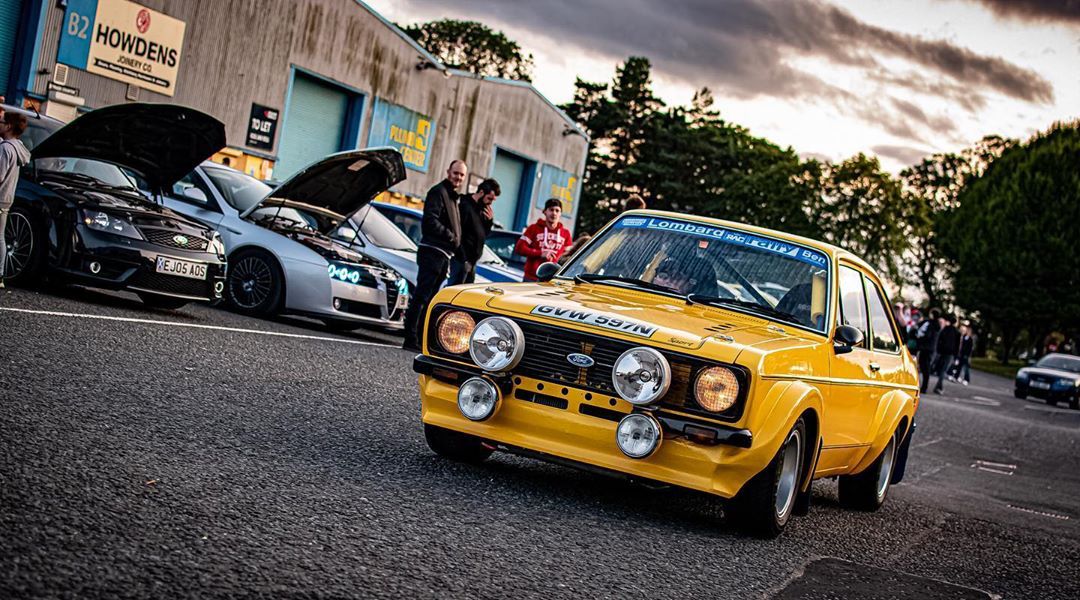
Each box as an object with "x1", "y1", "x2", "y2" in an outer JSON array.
[
  {"x1": 424, "y1": 424, "x2": 493, "y2": 464},
  {"x1": 1046, "y1": 397, "x2": 1058, "y2": 407},
  {"x1": 226, "y1": 249, "x2": 283, "y2": 317},
  {"x1": 838, "y1": 430, "x2": 898, "y2": 511},
  {"x1": 3, "y1": 205, "x2": 46, "y2": 285},
  {"x1": 136, "y1": 292, "x2": 189, "y2": 310},
  {"x1": 726, "y1": 418, "x2": 806, "y2": 538},
  {"x1": 1014, "y1": 390, "x2": 1026, "y2": 399}
]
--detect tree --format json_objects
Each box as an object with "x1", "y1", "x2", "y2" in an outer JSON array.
[
  {"x1": 900, "y1": 136, "x2": 1014, "y2": 308},
  {"x1": 816, "y1": 154, "x2": 911, "y2": 284},
  {"x1": 939, "y1": 123, "x2": 1080, "y2": 362},
  {"x1": 401, "y1": 19, "x2": 534, "y2": 81}
]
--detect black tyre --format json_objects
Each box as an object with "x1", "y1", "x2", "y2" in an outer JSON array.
[
  {"x1": 727, "y1": 418, "x2": 806, "y2": 538},
  {"x1": 838, "y1": 429, "x2": 899, "y2": 512},
  {"x1": 1046, "y1": 397, "x2": 1057, "y2": 407},
  {"x1": 2, "y1": 205, "x2": 46, "y2": 285},
  {"x1": 226, "y1": 249, "x2": 284, "y2": 317},
  {"x1": 1014, "y1": 390, "x2": 1026, "y2": 399},
  {"x1": 1070, "y1": 397, "x2": 1079, "y2": 410},
  {"x1": 136, "y1": 292, "x2": 189, "y2": 310},
  {"x1": 424, "y1": 423, "x2": 493, "y2": 464}
]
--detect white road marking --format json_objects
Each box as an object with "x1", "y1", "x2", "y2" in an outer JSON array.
[
  {"x1": 914, "y1": 437, "x2": 943, "y2": 448},
  {"x1": 0, "y1": 307, "x2": 394, "y2": 347},
  {"x1": 971, "y1": 459, "x2": 1016, "y2": 475},
  {"x1": 956, "y1": 396, "x2": 1001, "y2": 407},
  {"x1": 1008, "y1": 504, "x2": 1071, "y2": 520}
]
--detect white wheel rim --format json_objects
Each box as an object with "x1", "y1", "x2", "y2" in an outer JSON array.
[
  {"x1": 775, "y1": 428, "x2": 802, "y2": 521},
  {"x1": 876, "y1": 435, "x2": 897, "y2": 500}
]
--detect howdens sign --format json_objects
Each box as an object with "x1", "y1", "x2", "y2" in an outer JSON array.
[{"x1": 57, "y1": 0, "x2": 186, "y2": 97}]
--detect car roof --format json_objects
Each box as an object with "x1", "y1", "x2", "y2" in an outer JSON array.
[
  {"x1": 1, "y1": 103, "x2": 66, "y2": 128},
  {"x1": 373, "y1": 201, "x2": 422, "y2": 217}
]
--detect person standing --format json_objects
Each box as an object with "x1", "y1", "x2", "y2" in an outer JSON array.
[
  {"x1": 402, "y1": 160, "x2": 467, "y2": 351},
  {"x1": 915, "y1": 308, "x2": 941, "y2": 394},
  {"x1": 951, "y1": 324, "x2": 975, "y2": 386},
  {"x1": 447, "y1": 178, "x2": 500, "y2": 286},
  {"x1": 933, "y1": 314, "x2": 960, "y2": 394},
  {"x1": 0, "y1": 112, "x2": 31, "y2": 289},
  {"x1": 515, "y1": 198, "x2": 572, "y2": 282}
]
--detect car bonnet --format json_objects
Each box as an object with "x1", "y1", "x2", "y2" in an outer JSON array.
[
  {"x1": 31, "y1": 103, "x2": 225, "y2": 192},
  {"x1": 240, "y1": 148, "x2": 406, "y2": 233}
]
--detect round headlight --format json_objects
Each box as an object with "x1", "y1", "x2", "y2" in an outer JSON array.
[
  {"x1": 437, "y1": 311, "x2": 475, "y2": 354},
  {"x1": 612, "y1": 347, "x2": 671, "y2": 405},
  {"x1": 458, "y1": 377, "x2": 499, "y2": 421},
  {"x1": 616, "y1": 413, "x2": 662, "y2": 458},
  {"x1": 469, "y1": 317, "x2": 525, "y2": 372},
  {"x1": 694, "y1": 367, "x2": 739, "y2": 413}
]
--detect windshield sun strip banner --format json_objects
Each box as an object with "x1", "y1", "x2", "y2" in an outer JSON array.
[
  {"x1": 616, "y1": 217, "x2": 829, "y2": 268},
  {"x1": 530, "y1": 305, "x2": 657, "y2": 338}
]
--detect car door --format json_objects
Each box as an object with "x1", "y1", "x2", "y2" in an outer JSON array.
[
  {"x1": 819, "y1": 264, "x2": 879, "y2": 471},
  {"x1": 863, "y1": 275, "x2": 910, "y2": 391}
]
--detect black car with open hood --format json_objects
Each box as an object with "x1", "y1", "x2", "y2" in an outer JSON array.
[{"x1": 2, "y1": 103, "x2": 228, "y2": 309}]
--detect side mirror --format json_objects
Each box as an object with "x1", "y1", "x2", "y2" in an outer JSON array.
[
  {"x1": 833, "y1": 325, "x2": 864, "y2": 355},
  {"x1": 336, "y1": 227, "x2": 357, "y2": 242},
  {"x1": 535, "y1": 261, "x2": 560, "y2": 282},
  {"x1": 183, "y1": 187, "x2": 208, "y2": 203}
]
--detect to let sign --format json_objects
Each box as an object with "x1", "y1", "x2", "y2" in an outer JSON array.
[
  {"x1": 367, "y1": 98, "x2": 435, "y2": 172},
  {"x1": 56, "y1": 0, "x2": 186, "y2": 97},
  {"x1": 246, "y1": 104, "x2": 279, "y2": 151}
]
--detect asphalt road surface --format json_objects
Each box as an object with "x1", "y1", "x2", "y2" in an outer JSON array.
[{"x1": 2, "y1": 285, "x2": 1078, "y2": 599}]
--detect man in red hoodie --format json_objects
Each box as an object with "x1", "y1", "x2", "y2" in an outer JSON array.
[{"x1": 515, "y1": 198, "x2": 573, "y2": 281}]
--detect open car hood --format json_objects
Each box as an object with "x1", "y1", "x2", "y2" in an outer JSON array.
[
  {"x1": 240, "y1": 149, "x2": 406, "y2": 230},
  {"x1": 31, "y1": 103, "x2": 225, "y2": 191}
]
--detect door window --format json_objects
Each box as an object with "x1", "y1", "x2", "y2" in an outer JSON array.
[
  {"x1": 864, "y1": 279, "x2": 900, "y2": 353},
  {"x1": 171, "y1": 171, "x2": 216, "y2": 208},
  {"x1": 838, "y1": 266, "x2": 869, "y2": 348}
]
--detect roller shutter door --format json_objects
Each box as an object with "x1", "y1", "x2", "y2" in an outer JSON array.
[
  {"x1": 491, "y1": 151, "x2": 527, "y2": 230},
  {"x1": 0, "y1": 0, "x2": 21, "y2": 97},
  {"x1": 275, "y1": 73, "x2": 348, "y2": 179}
]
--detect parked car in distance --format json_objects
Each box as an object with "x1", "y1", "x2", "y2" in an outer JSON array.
[
  {"x1": 3, "y1": 103, "x2": 227, "y2": 309},
  {"x1": 484, "y1": 228, "x2": 527, "y2": 273},
  {"x1": 373, "y1": 202, "x2": 522, "y2": 282},
  {"x1": 413, "y1": 210, "x2": 918, "y2": 538},
  {"x1": 163, "y1": 150, "x2": 410, "y2": 331},
  {"x1": 1014, "y1": 353, "x2": 1080, "y2": 408}
]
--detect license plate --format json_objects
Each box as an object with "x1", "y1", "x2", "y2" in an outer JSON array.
[
  {"x1": 1030, "y1": 381, "x2": 1051, "y2": 390},
  {"x1": 156, "y1": 256, "x2": 207, "y2": 280}
]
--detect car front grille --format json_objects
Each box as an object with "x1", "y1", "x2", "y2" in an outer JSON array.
[
  {"x1": 128, "y1": 271, "x2": 211, "y2": 298},
  {"x1": 428, "y1": 306, "x2": 748, "y2": 421},
  {"x1": 140, "y1": 228, "x2": 210, "y2": 251}
]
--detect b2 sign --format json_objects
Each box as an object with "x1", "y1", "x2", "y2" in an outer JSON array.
[{"x1": 57, "y1": 0, "x2": 186, "y2": 97}]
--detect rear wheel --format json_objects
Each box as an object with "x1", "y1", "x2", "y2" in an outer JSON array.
[
  {"x1": 727, "y1": 418, "x2": 806, "y2": 538},
  {"x1": 136, "y1": 293, "x2": 189, "y2": 310},
  {"x1": 839, "y1": 430, "x2": 898, "y2": 511},
  {"x1": 1013, "y1": 390, "x2": 1026, "y2": 399},
  {"x1": 424, "y1": 424, "x2": 493, "y2": 464},
  {"x1": 3, "y1": 206, "x2": 46, "y2": 285},
  {"x1": 226, "y1": 249, "x2": 283, "y2": 317}
]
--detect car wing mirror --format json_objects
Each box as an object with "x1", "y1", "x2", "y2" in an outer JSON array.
[
  {"x1": 833, "y1": 325, "x2": 864, "y2": 355},
  {"x1": 183, "y1": 187, "x2": 208, "y2": 203},
  {"x1": 535, "y1": 261, "x2": 560, "y2": 282}
]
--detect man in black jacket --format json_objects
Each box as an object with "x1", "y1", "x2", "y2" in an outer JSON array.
[
  {"x1": 915, "y1": 308, "x2": 941, "y2": 394},
  {"x1": 402, "y1": 160, "x2": 467, "y2": 351},
  {"x1": 448, "y1": 178, "x2": 500, "y2": 285},
  {"x1": 933, "y1": 314, "x2": 961, "y2": 394}
]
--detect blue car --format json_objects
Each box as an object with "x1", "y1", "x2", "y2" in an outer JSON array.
[{"x1": 373, "y1": 202, "x2": 524, "y2": 282}]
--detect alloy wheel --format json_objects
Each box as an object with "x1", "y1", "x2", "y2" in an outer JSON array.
[
  {"x1": 229, "y1": 255, "x2": 274, "y2": 308},
  {"x1": 775, "y1": 428, "x2": 803, "y2": 522},
  {"x1": 4, "y1": 212, "x2": 33, "y2": 278},
  {"x1": 875, "y1": 435, "x2": 897, "y2": 501}
]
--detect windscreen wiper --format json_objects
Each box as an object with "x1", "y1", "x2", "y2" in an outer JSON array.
[
  {"x1": 575, "y1": 273, "x2": 679, "y2": 294},
  {"x1": 686, "y1": 293, "x2": 799, "y2": 323}
]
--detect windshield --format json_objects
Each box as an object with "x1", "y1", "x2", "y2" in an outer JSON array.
[
  {"x1": 344, "y1": 205, "x2": 417, "y2": 251},
  {"x1": 1035, "y1": 355, "x2": 1080, "y2": 373},
  {"x1": 561, "y1": 215, "x2": 832, "y2": 332},
  {"x1": 25, "y1": 121, "x2": 138, "y2": 190},
  {"x1": 203, "y1": 166, "x2": 272, "y2": 212}
]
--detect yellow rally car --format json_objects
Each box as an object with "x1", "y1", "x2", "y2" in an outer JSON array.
[{"x1": 413, "y1": 210, "x2": 918, "y2": 537}]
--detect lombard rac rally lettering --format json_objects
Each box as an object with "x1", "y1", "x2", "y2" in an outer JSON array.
[
  {"x1": 617, "y1": 217, "x2": 828, "y2": 268},
  {"x1": 531, "y1": 305, "x2": 657, "y2": 338}
]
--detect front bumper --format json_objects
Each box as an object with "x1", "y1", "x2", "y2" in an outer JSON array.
[
  {"x1": 1016, "y1": 382, "x2": 1079, "y2": 402},
  {"x1": 415, "y1": 355, "x2": 760, "y2": 499},
  {"x1": 58, "y1": 225, "x2": 225, "y2": 301}
]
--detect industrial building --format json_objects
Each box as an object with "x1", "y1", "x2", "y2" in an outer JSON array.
[{"x1": 0, "y1": 0, "x2": 589, "y2": 232}]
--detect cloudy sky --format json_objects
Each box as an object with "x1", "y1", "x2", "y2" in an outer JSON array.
[{"x1": 366, "y1": 0, "x2": 1080, "y2": 172}]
